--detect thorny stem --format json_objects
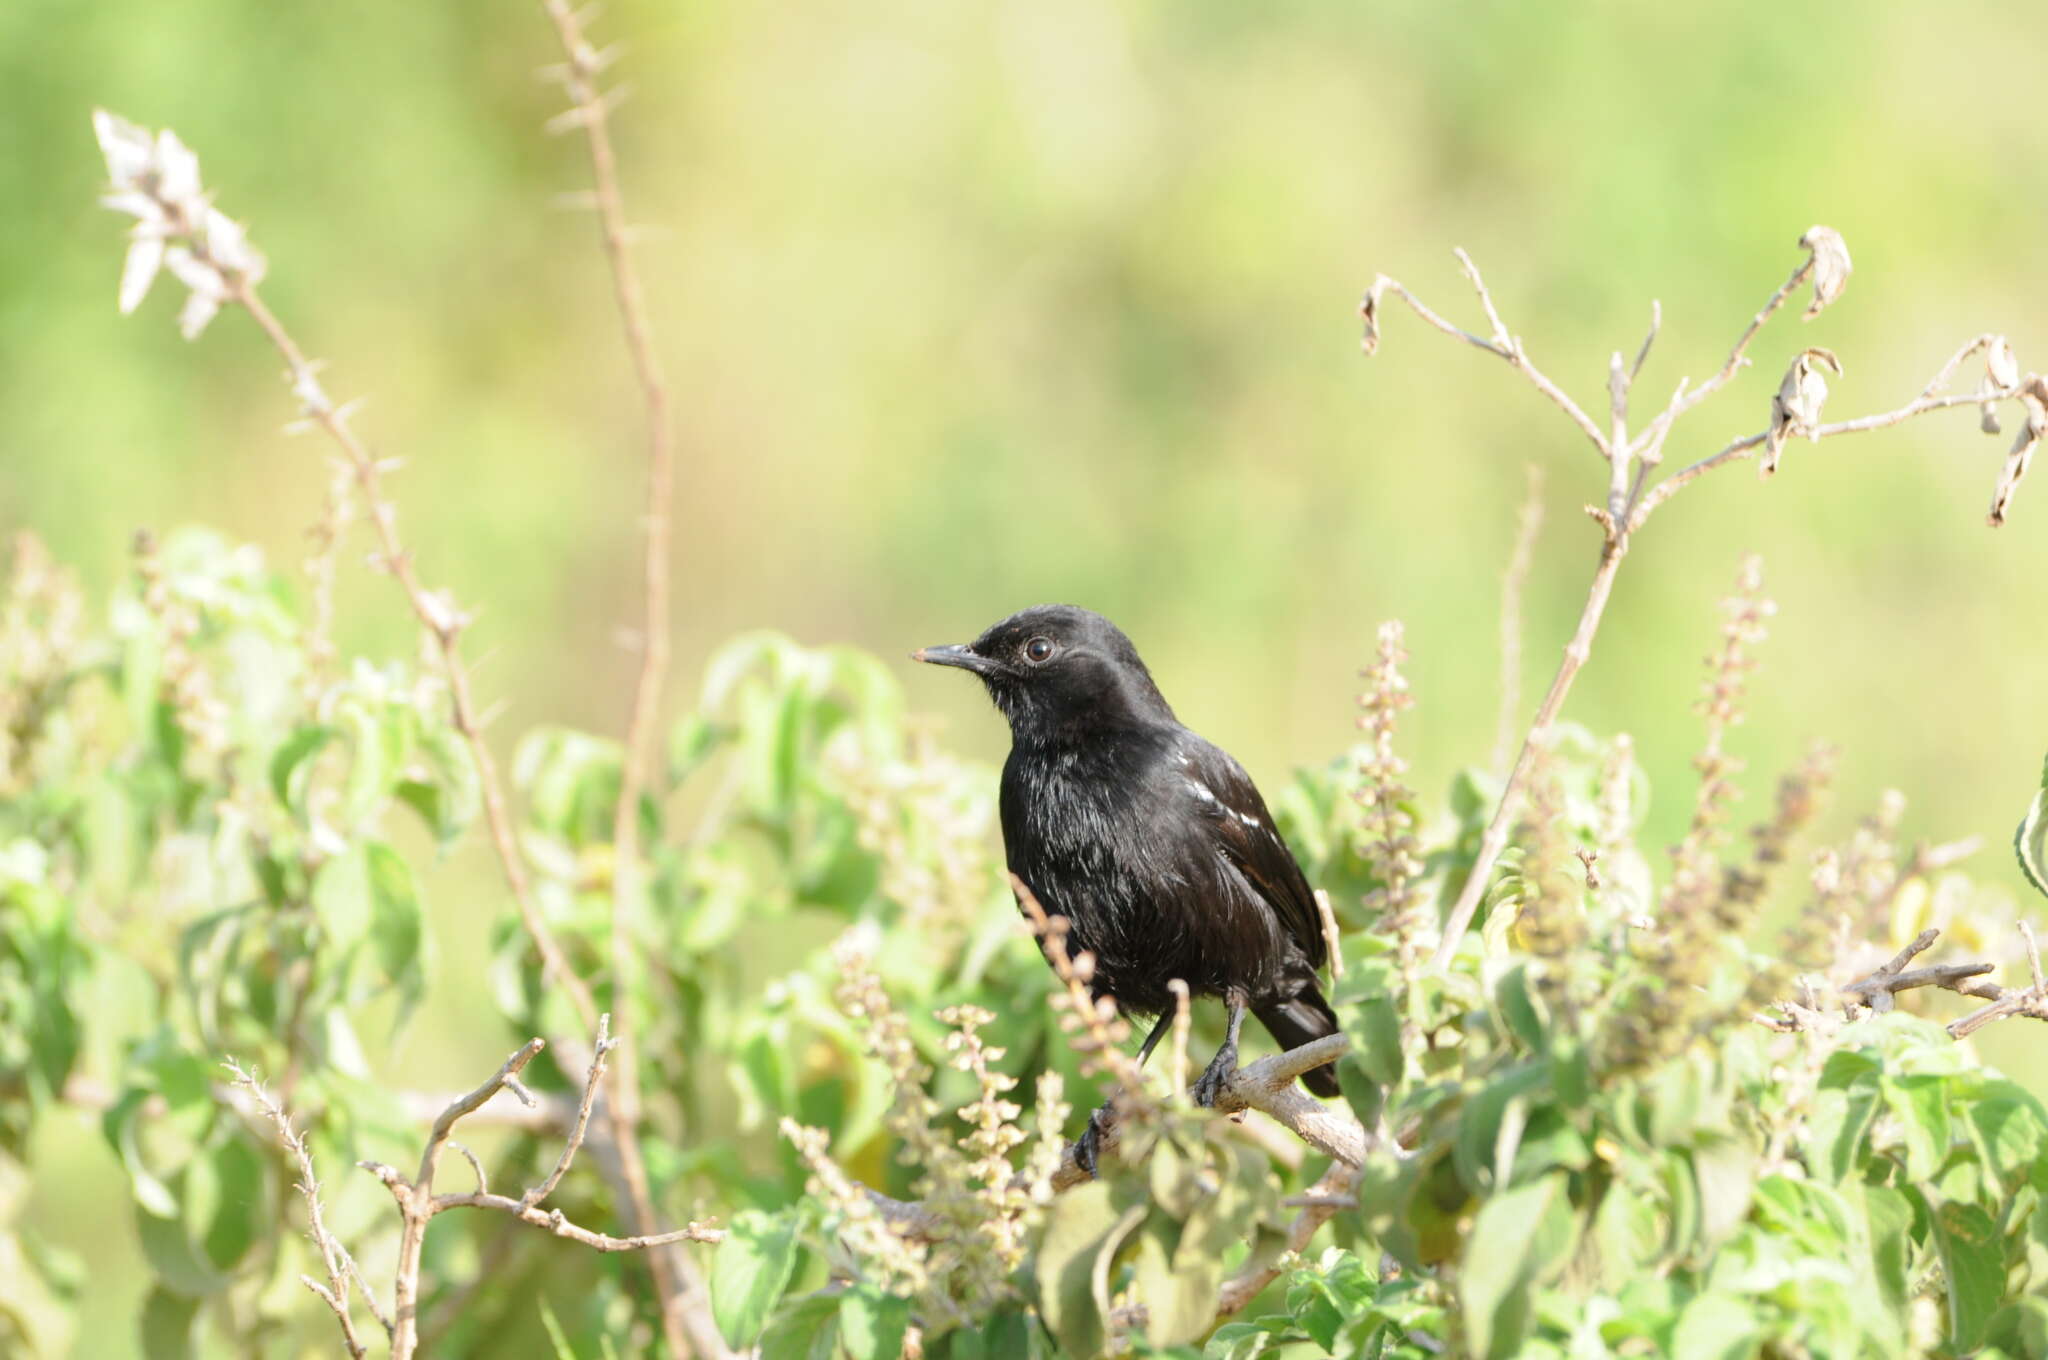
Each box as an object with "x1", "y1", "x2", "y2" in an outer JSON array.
[
  {"x1": 1383, "y1": 236, "x2": 2031, "y2": 969},
  {"x1": 225, "y1": 278, "x2": 602, "y2": 1038},
  {"x1": 538, "y1": 2, "x2": 704, "y2": 1354},
  {"x1": 227, "y1": 1061, "x2": 376, "y2": 1357}
]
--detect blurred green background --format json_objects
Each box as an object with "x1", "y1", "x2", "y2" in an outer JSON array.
[{"x1": 7, "y1": 0, "x2": 2048, "y2": 1350}]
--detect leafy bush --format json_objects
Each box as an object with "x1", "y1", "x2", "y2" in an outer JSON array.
[
  {"x1": 7, "y1": 11, "x2": 2048, "y2": 1358},
  {"x1": 5, "y1": 526, "x2": 2047, "y2": 1357}
]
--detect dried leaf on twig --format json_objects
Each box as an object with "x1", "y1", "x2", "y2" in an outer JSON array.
[
  {"x1": 1764, "y1": 347, "x2": 1842, "y2": 476},
  {"x1": 1358, "y1": 278, "x2": 1387, "y2": 356},
  {"x1": 1989, "y1": 375, "x2": 2048, "y2": 526},
  {"x1": 1799, "y1": 225, "x2": 1852, "y2": 320}
]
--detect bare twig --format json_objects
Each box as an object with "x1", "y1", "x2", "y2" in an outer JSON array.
[
  {"x1": 334, "y1": 1018, "x2": 720, "y2": 1360},
  {"x1": 1367, "y1": 231, "x2": 2031, "y2": 969},
  {"x1": 1839, "y1": 929, "x2": 1997, "y2": 1013},
  {"x1": 536, "y1": 4, "x2": 701, "y2": 1352},
  {"x1": 1365, "y1": 255, "x2": 1610, "y2": 461},
  {"x1": 1759, "y1": 924, "x2": 2046, "y2": 1040},
  {"x1": 1493, "y1": 465, "x2": 1544, "y2": 773},
  {"x1": 226, "y1": 1060, "x2": 373, "y2": 1357},
  {"x1": 1314, "y1": 889, "x2": 1345, "y2": 983},
  {"x1": 521, "y1": 1014, "x2": 618, "y2": 1211},
  {"x1": 1948, "y1": 922, "x2": 2048, "y2": 1038}
]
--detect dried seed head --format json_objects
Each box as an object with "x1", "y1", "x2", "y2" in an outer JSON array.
[
  {"x1": 93, "y1": 109, "x2": 265, "y2": 339},
  {"x1": 1798, "y1": 226, "x2": 1852, "y2": 320}
]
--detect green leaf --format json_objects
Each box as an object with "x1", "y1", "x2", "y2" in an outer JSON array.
[
  {"x1": 1354, "y1": 993, "x2": 1405, "y2": 1086},
  {"x1": 1459, "y1": 1172, "x2": 1578, "y2": 1359},
  {"x1": 759, "y1": 1293, "x2": 842, "y2": 1360},
  {"x1": 1455, "y1": 1063, "x2": 1547, "y2": 1194},
  {"x1": 311, "y1": 849, "x2": 372, "y2": 962},
  {"x1": 1881, "y1": 1074, "x2": 1951, "y2": 1181},
  {"x1": 1130, "y1": 1220, "x2": 1213, "y2": 1346},
  {"x1": 1863, "y1": 1184, "x2": 1913, "y2": 1320},
  {"x1": 398, "y1": 721, "x2": 483, "y2": 847},
  {"x1": 342, "y1": 702, "x2": 413, "y2": 826},
  {"x1": 1671, "y1": 1292, "x2": 1760, "y2": 1360},
  {"x1": 2014, "y1": 750, "x2": 2048, "y2": 900},
  {"x1": 364, "y1": 841, "x2": 424, "y2": 999},
  {"x1": 200, "y1": 1135, "x2": 265, "y2": 1271},
  {"x1": 1965, "y1": 1082, "x2": 2048, "y2": 1189},
  {"x1": 1037, "y1": 1181, "x2": 1142, "y2": 1360},
  {"x1": 139, "y1": 1285, "x2": 202, "y2": 1360},
  {"x1": 269, "y1": 724, "x2": 336, "y2": 816},
  {"x1": 135, "y1": 1199, "x2": 226, "y2": 1297},
  {"x1": 1930, "y1": 1200, "x2": 2003, "y2": 1351},
  {"x1": 539, "y1": 1297, "x2": 578, "y2": 1359},
  {"x1": 837, "y1": 1285, "x2": 911, "y2": 1360},
  {"x1": 1807, "y1": 1083, "x2": 1881, "y2": 1183},
  {"x1": 711, "y1": 1209, "x2": 801, "y2": 1347},
  {"x1": 1691, "y1": 1134, "x2": 1756, "y2": 1249},
  {"x1": 1984, "y1": 1296, "x2": 2048, "y2": 1360},
  {"x1": 102, "y1": 1089, "x2": 180, "y2": 1219},
  {"x1": 1283, "y1": 1270, "x2": 1346, "y2": 1351},
  {"x1": 1493, "y1": 965, "x2": 1547, "y2": 1053}
]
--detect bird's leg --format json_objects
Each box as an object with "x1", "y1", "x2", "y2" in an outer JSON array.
[
  {"x1": 1191, "y1": 991, "x2": 1248, "y2": 1108},
  {"x1": 1075, "y1": 1009, "x2": 1177, "y2": 1177}
]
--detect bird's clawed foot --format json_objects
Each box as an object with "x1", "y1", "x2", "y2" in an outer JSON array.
[
  {"x1": 1074, "y1": 1101, "x2": 1115, "y2": 1178},
  {"x1": 1191, "y1": 1042, "x2": 1239, "y2": 1109}
]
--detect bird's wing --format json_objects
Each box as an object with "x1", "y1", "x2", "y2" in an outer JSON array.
[{"x1": 1177, "y1": 737, "x2": 1327, "y2": 969}]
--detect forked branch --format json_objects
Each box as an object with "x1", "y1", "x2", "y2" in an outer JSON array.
[
  {"x1": 1362, "y1": 228, "x2": 2036, "y2": 967},
  {"x1": 237, "y1": 1018, "x2": 725, "y2": 1360}
]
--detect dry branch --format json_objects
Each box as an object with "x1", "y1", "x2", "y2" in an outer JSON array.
[
  {"x1": 1758, "y1": 924, "x2": 2048, "y2": 1040},
  {"x1": 535, "y1": 3, "x2": 704, "y2": 1350},
  {"x1": 343, "y1": 1017, "x2": 722, "y2": 1359},
  {"x1": 1360, "y1": 228, "x2": 2035, "y2": 969},
  {"x1": 226, "y1": 1060, "x2": 382, "y2": 1356},
  {"x1": 1948, "y1": 921, "x2": 2048, "y2": 1037}
]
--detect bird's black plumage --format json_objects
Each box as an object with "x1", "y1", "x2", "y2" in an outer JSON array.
[{"x1": 915, "y1": 605, "x2": 1341, "y2": 1152}]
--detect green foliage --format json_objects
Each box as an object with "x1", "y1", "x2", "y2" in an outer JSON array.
[{"x1": 5, "y1": 533, "x2": 2048, "y2": 1357}]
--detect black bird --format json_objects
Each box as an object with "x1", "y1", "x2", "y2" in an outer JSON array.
[{"x1": 915, "y1": 605, "x2": 1340, "y2": 1170}]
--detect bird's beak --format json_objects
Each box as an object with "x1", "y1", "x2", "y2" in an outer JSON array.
[{"x1": 912, "y1": 643, "x2": 993, "y2": 674}]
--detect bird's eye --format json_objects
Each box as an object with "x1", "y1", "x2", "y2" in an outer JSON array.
[{"x1": 1023, "y1": 636, "x2": 1056, "y2": 664}]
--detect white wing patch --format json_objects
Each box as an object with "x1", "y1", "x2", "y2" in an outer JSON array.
[{"x1": 1185, "y1": 778, "x2": 1264, "y2": 830}]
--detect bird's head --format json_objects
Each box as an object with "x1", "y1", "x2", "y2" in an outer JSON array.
[{"x1": 913, "y1": 604, "x2": 1174, "y2": 737}]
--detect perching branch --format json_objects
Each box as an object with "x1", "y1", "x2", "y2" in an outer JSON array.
[
  {"x1": 868, "y1": 1030, "x2": 1369, "y2": 1243},
  {"x1": 1362, "y1": 227, "x2": 2036, "y2": 968},
  {"x1": 1214, "y1": 1161, "x2": 1361, "y2": 1318}
]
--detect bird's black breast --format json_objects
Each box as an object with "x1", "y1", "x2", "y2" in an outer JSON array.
[{"x1": 999, "y1": 723, "x2": 1324, "y2": 1017}]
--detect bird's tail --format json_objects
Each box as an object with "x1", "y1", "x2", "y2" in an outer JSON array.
[{"x1": 1255, "y1": 984, "x2": 1342, "y2": 1098}]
